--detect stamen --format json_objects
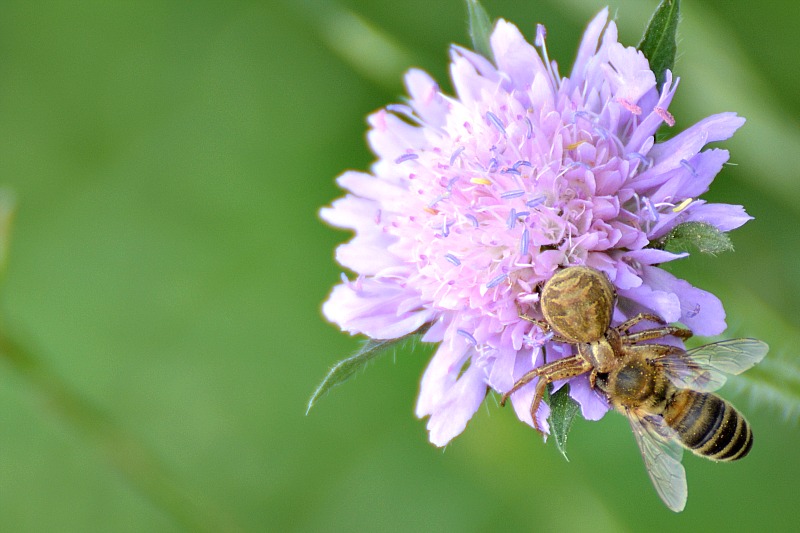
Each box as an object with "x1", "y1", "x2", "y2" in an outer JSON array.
[
  {"x1": 485, "y1": 112, "x2": 507, "y2": 136},
  {"x1": 680, "y1": 159, "x2": 698, "y2": 177},
  {"x1": 535, "y1": 24, "x2": 558, "y2": 86},
  {"x1": 507, "y1": 208, "x2": 517, "y2": 230},
  {"x1": 488, "y1": 158, "x2": 498, "y2": 173},
  {"x1": 626, "y1": 152, "x2": 650, "y2": 165},
  {"x1": 470, "y1": 177, "x2": 492, "y2": 185},
  {"x1": 526, "y1": 195, "x2": 546, "y2": 208},
  {"x1": 445, "y1": 253, "x2": 461, "y2": 266},
  {"x1": 573, "y1": 110, "x2": 592, "y2": 123},
  {"x1": 465, "y1": 214, "x2": 479, "y2": 227},
  {"x1": 672, "y1": 198, "x2": 693, "y2": 213},
  {"x1": 513, "y1": 160, "x2": 532, "y2": 170},
  {"x1": 525, "y1": 117, "x2": 533, "y2": 139},
  {"x1": 643, "y1": 197, "x2": 659, "y2": 222},
  {"x1": 485, "y1": 273, "x2": 508, "y2": 289},
  {"x1": 449, "y1": 146, "x2": 466, "y2": 166},
  {"x1": 593, "y1": 125, "x2": 609, "y2": 140},
  {"x1": 395, "y1": 153, "x2": 418, "y2": 164},
  {"x1": 423, "y1": 206, "x2": 439, "y2": 215},
  {"x1": 428, "y1": 194, "x2": 446, "y2": 208},
  {"x1": 456, "y1": 329, "x2": 478, "y2": 346},
  {"x1": 515, "y1": 211, "x2": 530, "y2": 218},
  {"x1": 446, "y1": 176, "x2": 459, "y2": 191},
  {"x1": 501, "y1": 167, "x2": 521, "y2": 176},
  {"x1": 385, "y1": 104, "x2": 417, "y2": 122},
  {"x1": 566, "y1": 140, "x2": 586, "y2": 150},
  {"x1": 520, "y1": 227, "x2": 530, "y2": 255},
  {"x1": 616, "y1": 98, "x2": 642, "y2": 115},
  {"x1": 535, "y1": 24, "x2": 547, "y2": 47},
  {"x1": 441, "y1": 215, "x2": 450, "y2": 237},
  {"x1": 501, "y1": 189, "x2": 525, "y2": 199},
  {"x1": 655, "y1": 106, "x2": 675, "y2": 127}
]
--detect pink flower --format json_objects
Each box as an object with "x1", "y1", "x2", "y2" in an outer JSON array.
[{"x1": 320, "y1": 9, "x2": 749, "y2": 446}]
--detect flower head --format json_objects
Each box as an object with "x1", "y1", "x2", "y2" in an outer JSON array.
[{"x1": 320, "y1": 8, "x2": 750, "y2": 446}]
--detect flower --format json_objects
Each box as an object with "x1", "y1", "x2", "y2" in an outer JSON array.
[{"x1": 320, "y1": 8, "x2": 750, "y2": 446}]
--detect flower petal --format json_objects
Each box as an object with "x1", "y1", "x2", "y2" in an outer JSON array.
[
  {"x1": 425, "y1": 362, "x2": 488, "y2": 447},
  {"x1": 639, "y1": 266, "x2": 726, "y2": 335},
  {"x1": 322, "y1": 279, "x2": 434, "y2": 339},
  {"x1": 491, "y1": 19, "x2": 548, "y2": 91},
  {"x1": 641, "y1": 113, "x2": 745, "y2": 176},
  {"x1": 567, "y1": 374, "x2": 609, "y2": 421},
  {"x1": 570, "y1": 7, "x2": 609, "y2": 84},
  {"x1": 405, "y1": 68, "x2": 449, "y2": 128}
]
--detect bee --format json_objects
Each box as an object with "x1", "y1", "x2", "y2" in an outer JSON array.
[
  {"x1": 593, "y1": 337, "x2": 768, "y2": 512},
  {"x1": 501, "y1": 265, "x2": 769, "y2": 511},
  {"x1": 500, "y1": 266, "x2": 692, "y2": 431}
]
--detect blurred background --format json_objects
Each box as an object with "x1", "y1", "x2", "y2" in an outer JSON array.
[{"x1": 0, "y1": 0, "x2": 797, "y2": 531}]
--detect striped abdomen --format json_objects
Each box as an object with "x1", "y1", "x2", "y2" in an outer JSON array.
[{"x1": 664, "y1": 390, "x2": 753, "y2": 461}]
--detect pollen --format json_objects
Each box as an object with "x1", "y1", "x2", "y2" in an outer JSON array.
[
  {"x1": 470, "y1": 177, "x2": 492, "y2": 185},
  {"x1": 566, "y1": 140, "x2": 587, "y2": 150},
  {"x1": 672, "y1": 198, "x2": 693, "y2": 213}
]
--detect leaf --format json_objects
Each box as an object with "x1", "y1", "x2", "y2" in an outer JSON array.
[
  {"x1": 638, "y1": 0, "x2": 681, "y2": 90},
  {"x1": 306, "y1": 326, "x2": 429, "y2": 414},
  {"x1": 549, "y1": 384, "x2": 581, "y2": 461},
  {"x1": 465, "y1": 0, "x2": 493, "y2": 60},
  {"x1": 657, "y1": 221, "x2": 734, "y2": 255}
]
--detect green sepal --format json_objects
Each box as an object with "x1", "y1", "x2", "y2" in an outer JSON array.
[
  {"x1": 657, "y1": 221, "x2": 734, "y2": 255},
  {"x1": 549, "y1": 384, "x2": 581, "y2": 461},
  {"x1": 465, "y1": 0, "x2": 493, "y2": 60},
  {"x1": 306, "y1": 325, "x2": 429, "y2": 414},
  {"x1": 638, "y1": 0, "x2": 680, "y2": 90}
]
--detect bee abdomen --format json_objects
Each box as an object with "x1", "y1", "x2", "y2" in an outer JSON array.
[{"x1": 668, "y1": 391, "x2": 753, "y2": 461}]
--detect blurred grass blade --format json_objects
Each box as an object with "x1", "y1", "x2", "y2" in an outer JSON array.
[
  {"x1": 638, "y1": 0, "x2": 680, "y2": 89},
  {"x1": 549, "y1": 384, "x2": 581, "y2": 461},
  {"x1": 307, "y1": 327, "x2": 428, "y2": 414},
  {"x1": 466, "y1": 0, "x2": 493, "y2": 60},
  {"x1": 728, "y1": 354, "x2": 800, "y2": 423},
  {"x1": 289, "y1": 0, "x2": 414, "y2": 89},
  {"x1": 0, "y1": 188, "x2": 16, "y2": 279},
  {"x1": 658, "y1": 221, "x2": 734, "y2": 255},
  {"x1": 0, "y1": 326, "x2": 237, "y2": 532}
]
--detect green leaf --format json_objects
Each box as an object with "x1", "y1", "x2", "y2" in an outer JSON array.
[
  {"x1": 549, "y1": 384, "x2": 581, "y2": 461},
  {"x1": 306, "y1": 326, "x2": 429, "y2": 414},
  {"x1": 638, "y1": 0, "x2": 680, "y2": 90},
  {"x1": 465, "y1": 0, "x2": 493, "y2": 60},
  {"x1": 657, "y1": 221, "x2": 734, "y2": 255}
]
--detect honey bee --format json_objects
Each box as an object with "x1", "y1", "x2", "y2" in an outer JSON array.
[
  {"x1": 594, "y1": 337, "x2": 768, "y2": 511},
  {"x1": 501, "y1": 265, "x2": 769, "y2": 511},
  {"x1": 500, "y1": 266, "x2": 692, "y2": 430}
]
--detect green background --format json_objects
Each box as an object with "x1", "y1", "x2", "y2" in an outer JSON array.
[{"x1": 0, "y1": 0, "x2": 797, "y2": 531}]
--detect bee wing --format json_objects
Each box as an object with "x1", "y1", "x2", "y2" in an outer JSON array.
[
  {"x1": 655, "y1": 338, "x2": 769, "y2": 392},
  {"x1": 627, "y1": 411, "x2": 687, "y2": 512}
]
